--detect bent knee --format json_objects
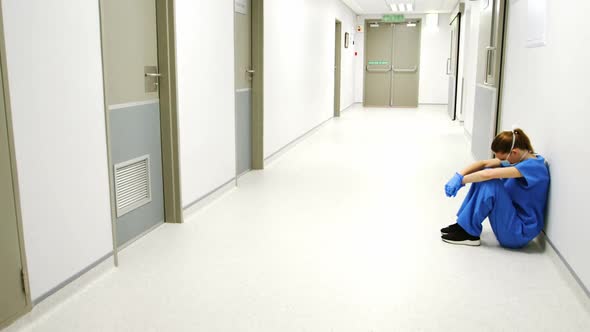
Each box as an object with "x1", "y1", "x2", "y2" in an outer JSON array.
[
  {"x1": 481, "y1": 179, "x2": 504, "y2": 186},
  {"x1": 472, "y1": 179, "x2": 504, "y2": 191}
]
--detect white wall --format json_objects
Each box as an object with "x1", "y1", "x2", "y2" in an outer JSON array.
[
  {"x1": 265, "y1": 0, "x2": 357, "y2": 157},
  {"x1": 500, "y1": 0, "x2": 590, "y2": 290},
  {"x1": 2, "y1": 0, "x2": 113, "y2": 300},
  {"x1": 338, "y1": 5, "x2": 357, "y2": 112},
  {"x1": 175, "y1": 0, "x2": 237, "y2": 206},
  {"x1": 354, "y1": 14, "x2": 451, "y2": 105},
  {"x1": 419, "y1": 14, "x2": 451, "y2": 104}
]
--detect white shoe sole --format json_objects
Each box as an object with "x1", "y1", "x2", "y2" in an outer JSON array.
[{"x1": 441, "y1": 238, "x2": 481, "y2": 246}]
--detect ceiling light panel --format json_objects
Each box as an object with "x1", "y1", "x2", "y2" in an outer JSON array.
[{"x1": 386, "y1": 1, "x2": 416, "y2": 13}]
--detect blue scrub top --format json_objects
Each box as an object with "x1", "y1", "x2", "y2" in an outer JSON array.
[{"x1": 502, "y1": 155, "x2": 550, "y2": 238}]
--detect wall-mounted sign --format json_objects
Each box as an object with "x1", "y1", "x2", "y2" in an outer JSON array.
[
  {"x1": 235, "y1": 0, "x2": 247, "y2": 15},
  {"x1": 382, "y1": 14, "x2": 405, "y2": 23}
]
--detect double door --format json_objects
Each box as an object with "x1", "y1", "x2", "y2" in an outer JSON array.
[
  {"x1": 472, "y1": 0, "x2": 507, "y2": 160},
  {"x1": 364, "y1": 21, "x2": 421, "y2": 107}
]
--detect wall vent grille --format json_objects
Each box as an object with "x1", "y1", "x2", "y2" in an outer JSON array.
[{"x1": 114, "y1": 155, "x2": 152, "y2": 217}]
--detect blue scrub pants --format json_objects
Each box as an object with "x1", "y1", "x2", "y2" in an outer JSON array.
[{"x1": 456, "y1": 180, "x2": 530, "y2": 248}]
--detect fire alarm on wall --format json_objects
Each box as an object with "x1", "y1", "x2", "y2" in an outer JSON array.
[{"x1": 356, "y1": 25, "x2": 363, "y2": 32}]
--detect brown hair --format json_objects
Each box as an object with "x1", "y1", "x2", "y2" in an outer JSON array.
[{"x1": 491, "y1": 128, "x2": 535, "y2": 154}]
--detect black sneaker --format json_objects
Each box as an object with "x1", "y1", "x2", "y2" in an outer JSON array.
[
  {"x1": 441, "y1": 226, "x2": 481, "y2": 246},
  {"x1": 440, "y1": 223, "x2": 462, "y2": 234}
]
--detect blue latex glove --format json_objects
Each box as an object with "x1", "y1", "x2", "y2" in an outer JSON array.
[{"x1": 445, "y1": 173, "x2": 464, "y2": 197}]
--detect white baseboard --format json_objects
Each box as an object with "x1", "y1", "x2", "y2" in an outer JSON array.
[
  {"x1": 5, "y1": 255, "x2": 115, "y2": 331},
  {"x1": 543, "y1": 232, "x2": 590, "y2": 299},
  {"x1": 182, "y1": 179, "x2": 236, "y2": 221},
  {"x1": 264, "y1": 117, "x2": 332, "y2": 168}
]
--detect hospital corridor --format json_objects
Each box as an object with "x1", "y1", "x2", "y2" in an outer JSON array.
[
  {"x1": 4, "y1": 105, "x2": 588, "y2": 331},
  {"x1": 1, "y1": 0, "x2": 590, "y2": 331}
]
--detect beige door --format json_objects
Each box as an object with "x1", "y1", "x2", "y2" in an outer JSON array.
[
  {"x1": 0, "y1": 45, "x2": 28, "y2": 326},
  {"x1": 391, "y1": 21, "x2": 421, "y2": 107},
  {"x1": 364, "y1": 21, "x2": 393, "y2": 107},
  {"x1": 235, "y1": 0, "x2": 264, "y2": 173},
  {"x1": 235, "y1": 0, "x2": 253, "y2": 175},
  {"x1": 100, "y1": 0, "x2": 166, "y2": 246},
  {"x1": 334, "y1": 21, "x2": 342, "y2": 117}
]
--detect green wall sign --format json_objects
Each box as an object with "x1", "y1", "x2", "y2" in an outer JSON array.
[{"x1": 382, "y1": 14, "x2": 405, "y2": 23}]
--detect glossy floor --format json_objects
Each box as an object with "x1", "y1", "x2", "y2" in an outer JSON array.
[{"x1": 6, "y1": 105, "x2": 590, "y2": 331}]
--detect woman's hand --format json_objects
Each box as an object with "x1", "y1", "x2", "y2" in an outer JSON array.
[{"x1": 445, "y1": 173, "x2": 464, "y2": 197}]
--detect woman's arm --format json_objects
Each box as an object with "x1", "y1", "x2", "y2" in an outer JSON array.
[
  {"x1": 458, "y1": 158, "x2": 501, "y2": 177},
  {"x1": 463, "y1": 166, "x2": 523, "y2": 184}
]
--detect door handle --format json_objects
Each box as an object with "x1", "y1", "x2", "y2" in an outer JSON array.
[
  {"x1": 144, "y1": 66, "x2": 160, "y2": 92},
  {"x1": 484, "y1": 46, "x2": 496, "y2": 85},
  {"x1": 366, "y1": 65, "x2": 392, "y2": 73},
  {"x1": 393, "y1": 66, "x2": 417, "y2": 73},
  {"x1": 246, "y1": 69, "x2": 255, "y2": 74},
  {"x1": 446, "y1": 58, "x2": 451, "y2": 75}
]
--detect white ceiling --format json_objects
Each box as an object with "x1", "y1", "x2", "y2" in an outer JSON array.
[{"x1": 341, "y1": 0, "x2": 460, "y2": 14}]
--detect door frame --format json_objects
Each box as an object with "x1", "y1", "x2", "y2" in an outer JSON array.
[
  {"x1": 251, "y1": 0, "x2": 264, "y2": 170},
  {"x1": 0, "y1": 4, "x2": 33, "y2": 328},
  {"x1": 496, "y1": 0, "x2": 509, "y2": 135},
  {"x1": 98, "y1": 0, "x2": 182, "y2": 265},
  {"x1": 448, "y1": 10, "x2": 462, "y2": 120},
  {"x1": 334, "y1": 20, "x2": 342, "y2": 117},
  {"x1": 362, "y1": 20, "x2": 374, "y2": 107},
  {"x1": 363, "y1": 19, "x2": 422, "y2": 108}
]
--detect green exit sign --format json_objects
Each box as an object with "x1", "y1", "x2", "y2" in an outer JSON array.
[{"x1": 382, "y1": 14, "x2": 405, "y2": 23}]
